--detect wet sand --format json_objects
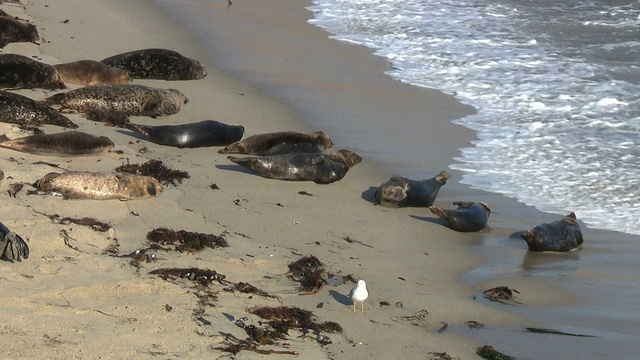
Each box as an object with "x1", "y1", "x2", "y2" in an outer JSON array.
[{"x1": 1, "y1": 0, "x2": 638, "y2": 359}]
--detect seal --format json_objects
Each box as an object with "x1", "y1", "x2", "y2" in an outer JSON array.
[
  {"x1": 40, "y1": 84, "x2": 189, "y2": 118},
  {"x1": 0, "y1": 221, "x2": 29, "y2": 262},
  {"x1": 36, "y1": 171, "x2": 163, "y2": 200},
  {"x1": 520, "y1": 212, "x2": 583, "y2": 252},
  {"x1": 0, "y1": 14, "x2": 39, "y2": 48},
  {"x1": 227, "y1": 149, "x2": 362, "y2": 184},
  {"x1": 0, "y1": 91, "x2": 78, "y2": 129},
  {"x1": 429, "y1": 202, "x2": 491, "y2": 232},
  {"x1": 53, "y1": 60, "x2": 132, "y2": 86},
  {"x1": 220, "y1": 131, "x2": 334, "y2": 155},
  {"x1": 0, "y1": 131, "x2": 114, "y2": 156},
  {"x1": 125, "y1": 120, "x2": 244, "y2": 148},
  {"x1": 0, "y1": 54, "x2": 66, "y2": 90},
  {"x1": 375, "y1": 171, "x2": 450, "y2": 208},
  {"x1": 101, "y1": 48, "x2": 207, "y2": 81}
]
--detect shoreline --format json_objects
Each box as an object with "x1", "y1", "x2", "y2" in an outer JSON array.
[{"x1": 1, "y1": 0, "x2": 638, "y2": 359}]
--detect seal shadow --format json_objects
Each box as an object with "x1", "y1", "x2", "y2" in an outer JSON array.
[
  {"x1": 409, "y1": 214, "x2": 450, "y2": 228},
  {"x1": 115, "y1": 129, "x2": 147, "y2": 142},
  {"x1": 328, "y1": 289, "x2": 352, "y2": 307},
  {"x1": 361, "y1": 186, "x2": 378, "y2": 204},
  {"x1": 215, "y1": 164, "x2": 255, "y2": 175}
]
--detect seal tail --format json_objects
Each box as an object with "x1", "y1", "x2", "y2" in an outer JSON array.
[
  {"x1": 125, "y1": 123, "x2": 151, "y2": 138},
  {"x1": 0, "y1": 134, "x2": 9, "y2": 143},
  {"x1": 429, "y1": 206, "x2": 450, "y2": 220}
]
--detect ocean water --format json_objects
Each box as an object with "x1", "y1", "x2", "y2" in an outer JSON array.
[{"x1": 307, "y1": 0, "x2": 640, "y2": 235}]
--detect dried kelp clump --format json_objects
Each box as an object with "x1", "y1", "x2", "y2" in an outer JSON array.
[
  {"x1": 482, "y1": 286, "x2": 521, "y2": 305},
  {"x1": 149, "y1": 267, "x2": 228, "y2": 286},
  {"x1": 476, "y1": 345, "x2": 516, "y2": 360},
  {"x1": 250, "y1": 306, "x2": 342, "y2": 335},
  {"x1": 287, "y1": 255, "x2": 327, "y2": 294},
  {"x1": 116, "y1": 159, "x2": 189, "y2": 186},
  {"x1": 147, "y1": 227, "x2": 228, "y2": 253},
  {"x1": 223, "y1": 282, "x2": 280, "y2": 300},
  {"x1": 47, "y1": 214, "x2": 112, "y2": 232},
  {"x1": 215, "y1": 332, "x2": 299, "y2": 356}
]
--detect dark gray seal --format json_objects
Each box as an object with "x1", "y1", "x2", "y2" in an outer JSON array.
[
  {"x1": 101, "y1": 48, "x2": 207, "y2": 81},
  {"x1": 521, "y1": 212, "x2": 583, "y2": 252},
  {"x1": 429, "y1": 202, "x2": 491, "y2": 232},
  {"x1": 40, "y1": 84, "x2": 188, "y2": 118},
  {"x1": 36, "y1": 171, "x2": 163, "y2": 200},
  {"x1": 0, "y1": 131, "x2": 114, "y2": 156},
  {"x1": 126, "y1": 120, "x2": 244, "y2": 148},
  {"x1": 0, "y1": 90, "x2": 78, "y2": 128},
  {"x1": 53, "y1": 60, "x2": 132, "y2": 86},
  {"x1": 220, "y1": 131, "x2": 334, "y2": 155},
  {"x1": 1, "y1": 221, "x2": 29, "y2": 262},
  {"x1": 0, "y1": 14, "x2": 39, "y2": 48},
  {"x1": 0, "y1": 54, "x2": 66, "y2": 90},
  {"x1": 375, "y1": 171, "x2": 450, "y2": 208},
  {"x1": 227, "y1": 149, "x2": 362, "y2": 184}
]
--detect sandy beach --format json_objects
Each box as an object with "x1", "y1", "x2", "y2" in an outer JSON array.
[{"x1": 2, "y1": 0, "x2": 639, "y2": 359}]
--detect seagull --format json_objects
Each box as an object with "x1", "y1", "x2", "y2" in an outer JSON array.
[{"x1": 349, "y1": 280, "x2": 368, "y2": 313}]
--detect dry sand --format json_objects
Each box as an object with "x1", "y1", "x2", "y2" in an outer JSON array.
[{"x1": 3, "y1": 0, "x2": 633, "y2": 359}]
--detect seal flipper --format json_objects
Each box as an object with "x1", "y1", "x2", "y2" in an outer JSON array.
[{"x1": 1, "y1": 232, "x2": 29, "y2": 262}]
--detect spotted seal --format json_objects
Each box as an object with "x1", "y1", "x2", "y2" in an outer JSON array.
[
  {"x1": 40, "y1": 84, "x2": 188, "y2": 118},
  {"x1": 227, "y1": 149, "x2": 362, "y2": 184},
  {"x1": 520, "y1": 212, "x2": 583, "y2": 252},
  {"x1": 0, "y1": 221, "x2": 29, "y2": 262},
  {"x1": 36, "y1": 171, "x2": 163, "y2": 200},
  {"x1": 0, "y1": 131, "x2": 114, "y2": 156},
  {"x1": 0, "y1": 14, "x2": 39, "y2": 48},
  {"x1": 101, "y1": 48, "x2": 207, "y2": 81},
  {"x1": 53, "y1": 60, "x2": 132, "y2": 86},
  {"x1": 0, "y1": 91, "x2": 78, "y2": 128},
  {"x1": 0, "y1": 54, "x2": 66, "y2": 90},
  {"x1": 126, "y1": 120, "x2": 244, "y2": 148},
  {"x1": 220, "y1": 131, "x2": 334, "y2": 155},
  {"x1": 375, "y1": 171, "x2": 450, "y2": 208},
  {"x1": 429, "y1": 202, "x2": 491, "y2": 232}
]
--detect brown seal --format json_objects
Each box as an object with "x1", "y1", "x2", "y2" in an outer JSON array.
[
  {"x1": 220, "y1": 131, "x2": 334, "y2": 155},
  {"x1": 521, "y1": 212, "x2": 583, "y2": 252},
  {"x1": 0, "y1": 90, "x2": 78, "y2": 129},
  {"x1": 227, "y1": 149, "x2": 362, "y2": 184},
  {"x1": 376, "y1": 171, "x2": 450, "y2": 208},
  {"x1": 0, "y1": 14, "x2": 39, "y2": 48},
  {"x1": 36, "y1": 171, "x2": 163, "y2": 200},
  {"x1": 0, "y1": 221, "x2": 29, "y2": 262},
  {"x1": 0, "y1": 54, "x2": 66, "y2": 90},
  {"x1": 429, "y1": 202, "x2": 491, "y2": 232},
  {"x1": 101, "y1": 48, "x2": 207, "y2": 81},
  {"x1": 53, "y1": 60, "x2": 132, "y2": 86},
  {"x1": 126, "y1": 120, "x2": 244, "y2": 148},
  {"x1": 0, "y1": 131, "x2": 114, "y2": 156},
  {"x1": 40, "y1": 84, "x2": 189, "y2": 118}
]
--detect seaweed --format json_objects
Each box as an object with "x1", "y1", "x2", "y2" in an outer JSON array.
[
  {"x1": 149, "y1": 267, "x2": 228, "y2": 286},
  {"x1": 482, "y1": 286, "x2": 521, "y2": 305},
  {"x1": 214, "y1": 332, "x2": 299, "y2": 356},
  {"x1": 223, "y1": 282, "x2": 280, "y2": 300},
  {"x1": 249, "y1": 306, "x2": 343, "y2": 334},
  {"x1": 7, "y1": 182, "x2": 23, "y2": 197},
  {"x1": 465, "y1": 320, "x2": 485, "y2": 329},
  {"x1": 429, "y1": 352, "x2": 458, "y2": 360},
  {"x1": 392, "y1": 309, "x2": 430, "y2": 328},
  {"x1": 146, "y1": 227, "x2": 228, "y2": 253},
  {"x1": 524, "y1": 327, "x2": 595, "y2": 337},
  {"x1": 476, "y1": 345, "x2": 516, "y2": 360},
  {"x1": 115, "y1": 159, "x2": 189, "y2": 186},
  {"x1": 47, "y1": 214, "x2": 112, "y2": 232},
  {"x1": 287, "y1": 255, "x2": 327, "y2": 294}
]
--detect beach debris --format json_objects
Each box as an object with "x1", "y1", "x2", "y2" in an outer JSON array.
[
  {"x1": 250, "y1": 306, "x2": 343, "y2": 336},
  {"x1": 335, "y1": 233, "x2": 374, "y2": 248},
  {"x1": 379, "y1": 301, "x2": 391, "y2": 307},
  {"x1": 1, "y1": 221, "x2": 29, "y2": 262},
  {"x1": 46, "y1": 213, "x2": 112, "y2": 232},
  {"x1": 298, "y1": 190, "x2": 314, "y2": 196},
  {"x1": 116, "y1": 159, "x2": 189, "y2": 186},
  {"x1": 223, "y1": 282, "x2": 280, "y2": 300},
  {"x1": 214, "y1": 331, "x2": 299, "y2": 356},
  {"x1": 392, "y1": 310, "x2": 430, "y2": 328},
  {"x1": 287, "y1": 255, "x2": 327, "y2": 294},
  {"x1": 429, "y1": 352, "x2": 458, "y2": 360},
  {"x1": 0, "y1": 169, "x2": 3, "y2": 181},
  {"x1": 149, "y1": 267, "x2": 228, "y2": 286},
  {"x1": 476, "y1": 345, "x2": 516, "y2": 360},
  {"x1": 145, "y1": 227, "x2": 228, "y2": 253},
  {"x1": 524, "y1": 327, "x2": 595, "y2": 337},
  {"x1": 7, "y1": 182, "x2": 23, "y2": 197},
  {"x1": 437, "y1": 322, "x2": 449, "y2": 333},
  {"x1": 482, "y1": 286, "x2": 521, "y2": 305},
  {"x1": 209, "y1": 183, "x2": 219, "y2": 190},
  {"x1": 465, "y1": 320, "x2": 485, "y2": 329}
]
